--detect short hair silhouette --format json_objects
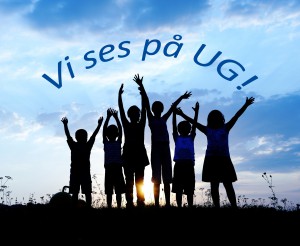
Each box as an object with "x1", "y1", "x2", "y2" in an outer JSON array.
[
  {"x1": 75, "y1": 129, "x2": 88, "y2": 143},
  {"x1": 106, "y1": 124, "x2": 119, "y2": 141},
  {"x1": 151, "y1": 101, "x2": 164, "y2": 115},
  {"x1": 207, "y1": 110, "x2": 225, "y2": 129},
  {"x1": 127, "y1": 105, "x2": 140, "y2": 121},
  {"x1": 136, "y1": 74, "x2": 192, "y2": 207},
  {"x1": 177, "y1": 120, "x2": 191, "y2": 136}
]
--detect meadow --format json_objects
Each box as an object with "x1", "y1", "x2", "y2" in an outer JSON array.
[{"x1": 1, "y1": 172, "x2": 299, "y2": 244}]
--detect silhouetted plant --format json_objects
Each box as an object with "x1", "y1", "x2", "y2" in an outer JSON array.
[
  {"x1": 28, "y1": 193, "x2": 37, "y2": 204},
  {"x1": 261, "y1": 172, "x2": 298, "y2": 211},
  {"x1": 237, "y1": 194, "x2": 249, "y2": 208},
  {"x1": 0, "y1": 176, "x2": 13, "y2": 205},
  {"x1": 92, "y1": 174, "x2": 108, "y2": 208},
  {"x1": 1, "y1": 173, "x2": 299, "y2": 211},
  {"x1": 203, "y1": 188, "x2": 213, "y2": 207},
  {"x1": 262, "y1": 172, "x2": 278, "y2": 208}
]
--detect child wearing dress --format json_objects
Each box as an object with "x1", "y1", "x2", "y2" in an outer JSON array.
[{"x1": 176, "y1": 97, "x2": 255, "y2": 208}]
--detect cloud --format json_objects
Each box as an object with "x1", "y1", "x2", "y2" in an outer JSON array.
[
  {"x1": 0, "y1": 0, "x2": 211, "y2": 34},
  {"x1": 0, "y1": 108, "x2": 42, "y2": 140},
  {"x1": 225, "y1": 0, "x2": 300, "y2": 17},
  {"x1": 36, "y1": 112, "x2": 64, "y2": 125},
  {"x1": 221, "y1": 0, "x2": 300, "y2": 29},
  {"x1": 247, "y1": 135, "x2": 300, "y2": 156}
]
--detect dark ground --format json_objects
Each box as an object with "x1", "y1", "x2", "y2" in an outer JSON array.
[{"x1": 1, "y1": 203, "x2": 299, "y2": 244}]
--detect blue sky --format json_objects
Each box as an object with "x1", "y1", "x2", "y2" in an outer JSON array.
[{"x1": 0, "y1": 0, "x2": 300, "y2": 207}]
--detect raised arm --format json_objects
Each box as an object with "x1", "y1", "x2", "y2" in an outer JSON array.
[
  {"x1": 103, "y1": 108, "x2": 113, "y2": 141},
  {"x1": 163, "y1": 91, "x2": 192, "y2": 121},
  {"x1": 61, "y1": 117, "x2": 71, "y2": 140},
  {"x1": 112, "y1": 108, "x2": 122, "y2": 141},
  {"x1": 140, "y1": 89, "x2": 147, "y2": 127},
  {"x1": 191, "y1": 102, "x2": 199, "y2": 136},
  {"x1": 118, "y1": 83, "x2": 128, "y2": 125},
  {"x1": 172, "y1": 109, "x2": 178, "y2": 141},
  {"x1": 226, "y1": 96, "x2": 255, "y2": 131},
  {"x1": 176, "y1": 107, "x2": 206, "y2": 134},
  {"x1": 133, "y1": 73, "x2": 153, "y2": 120},
  {"x1": 91, "y1": 116, "x2": 104, "y2": 139}
]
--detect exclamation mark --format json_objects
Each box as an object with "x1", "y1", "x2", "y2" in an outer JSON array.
[{"x1": 237, "y1": 75, "x2": 258, "y2": 90}]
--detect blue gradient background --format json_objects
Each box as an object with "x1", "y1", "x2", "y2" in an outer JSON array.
[{"x1": 0, "y1": 0, "x2": 299, "y2": 206}]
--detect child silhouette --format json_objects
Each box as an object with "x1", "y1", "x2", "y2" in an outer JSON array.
[
  {"x1": 118, "y1": 80, "x2": 149, "y2": 208},
  {"x1": 61, "y1": 115, "x2": 103, "y2": 208},
  {"x1": 172, "y1": 102, "x2": 199, "y2": 207},
  {"x1": 135, "y1": 73, "x2": 191, "y2": 207},
  {"x1": 103, "y1": 108, "x2": 126, "y2": 208},
  {"x1": 177, "y1": 96, "x2": 255, "y2": 208}
]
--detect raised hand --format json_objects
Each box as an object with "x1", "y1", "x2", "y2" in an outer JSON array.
[
  {"x1": 181, "y1": 91, "x2": 192, "y2": 100},
  {"x1": 175, "y1": 107, "x2": 183, "y2": 115},
  {"x1": 111, "y1": 108, "x2": 118, "y2": 118},
  {"x1": 107, "y1": 108, "x2": 113, "y2": 117},
  {"x1": 61, "y1": 117, "x2": 68, "y2": 124},
  {"x1": 98, "y1": 116, "x2": 104, "y2": 125},
  {"x1": 133, "y1": 73, "x2": 143, "y2": 86},
  {"x1": 119, "y1": 84, "x2": 124, "y2": 95},
  {"x1": 245, "y1": 96, "x2": 255, "y2": 106},
  {"x1": 193, "y1": 102, "x2": 199, "y2": 112}
]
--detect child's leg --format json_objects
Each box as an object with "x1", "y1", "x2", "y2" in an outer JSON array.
[
  {"x1": 161, "y1": 146, "x2": 172, "y2": 207},
  {"x1": 85, "y1": 193, "x2": 92, "y2": 207},
  {"x1": 154, "y1": 183, "x2": 160, "y2": 207},
  {"x1": 71, "y1": 193, "x2": 79, "y2": 207},
  {"x1": 164, "y1": 183, "x2": 171, "y2": 207},
  {"x1": 135, "y1": 167, "x2": 145, "y2": 206},
  {"x1": 223, "y1": 182, "x2": 237, "y2": 208},
  {"x1": 116, "y1": 194, "x2": 122, "y2": 208},
  {"x1": 210, "y1": 182, "x2": 220, "y2": 208},
  {"x1": 176, "y1": 192, "x2": 182, "y2": 208},
  {"x1": 124, "y1": 167, "x2": 134, "y2": 207},
  {"x1": 106, "y1": 194, "x2": 112, "y2": 208},
  {"x1": 187, "y1": 193, "x2": 193, "y2": 207}
]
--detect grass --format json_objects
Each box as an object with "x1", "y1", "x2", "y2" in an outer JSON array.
[
  {"x1": 1, "y1": 172, "x2": 300, "y2": 243},
  {"x1": 2, "y1": 172, "x2": 299, "y2": 210},
  {"x1": 1, "y1": 201, "x2": 299, "y2": 244}
]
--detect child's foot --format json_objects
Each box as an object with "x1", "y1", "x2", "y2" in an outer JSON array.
[
  {"x1": 126, "y1": 202, "x2": 134, "y2": 209},
  {"x1": 137, "y1": 200, "x2": 145, "y2": 207}
]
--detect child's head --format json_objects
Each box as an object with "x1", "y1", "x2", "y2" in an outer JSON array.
[
  {"x1": 75, "y1": 129, "x2": 88, "y2": 143},
  {"x1": 177, "y1": 120, "x2": 191, "y2": 136},
  {"x1": 207, "y1": 110, "x2": 225, "y2": 129},
  {"x1": 127, "y1": 105, "x2": 140, "y2": 123},
  {"x1": 152, "y1": 101, "x2": 164, "y2": 116},
  {"x1": 106, "y1": 124, "x2": 119, "y2": 141}
]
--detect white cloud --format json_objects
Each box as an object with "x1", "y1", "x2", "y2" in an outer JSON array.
[
  {"x1": 245, "y1": 135, "x2": 300, "y2": 156},
  {"x1": 0, "y1": 109, "x2": 43, "y2": 141}
]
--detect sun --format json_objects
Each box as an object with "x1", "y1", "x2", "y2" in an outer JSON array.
[
  {"x1": 142, "y1": 179, "x2": 154, "y2": 205},
  {"x1": 139, "y1": 168, "x2": 154, "y2": 205}
]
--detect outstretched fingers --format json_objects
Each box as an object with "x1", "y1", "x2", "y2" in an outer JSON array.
[
  {"x1": 133, "y1": 73, "x2": 143, "y2": 86},
  {"x1": 111, "y1": 108, "x2": 118, "y2": 116},
  {"x1": 107, "y1": 108, "x2": 113, "y2": 116},
  {"x1": 183, "y1": 91, "x2": 192, "y2": 99},
  {"x1": 246, "y1": 96, "x2": 255, "y2": 105}
]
